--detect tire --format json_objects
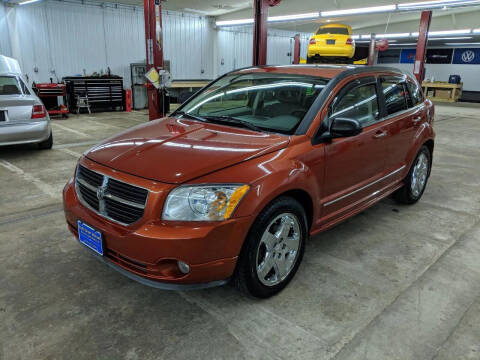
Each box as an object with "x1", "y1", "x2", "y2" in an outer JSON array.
[
  {"x1": 234, "y1": 197, "x2": 307, "y2": 298},
  {"x1": 393, "y1": 145, "x2": 431, "y2": 204},
  {"x1": 38, "y1": 132, "x2": 53, "y2": 150},
  {"x1": 306, "y1": 56, "x2": 313, "y2": 64}
]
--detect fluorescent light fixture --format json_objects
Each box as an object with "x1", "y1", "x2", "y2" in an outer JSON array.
[
  {"x1": 352, "y1": 35, "x2": 360, "y2": 40},
  {"x1": 216, "y1": 12, "x2": 319, "y2": 26},
  {"x1": 429, "y1": 36, "x2": 472, "y2": 40},
  {"x1": 473, "y1": 28, "x2": 480, "y2": 33},
  {"x1": 429, "y1": 29, "x2": 471, "y2": 36},
  {"x1": 268, "y1": 12, "x2": 319, "y2": 22},
  {"x1": 390, "y1": 43, "x2": 417, "y2": 46},
  {"x1": 216, "y1": 18, "x2": 254, "y2": 26},
  {"x1": 19, "y1": 0, "x2": 41, "y2": 4},
  {"x1": 398, "y1": 0, "x2": 480, "y2": 10},
  {"x1": 445, "y1": 42, "x2": 480, "y2": 45},
  {"x1": 320, "y1": 5, "x2": 396, "y2": 17},
  {"x1": 411, "y1": 32, "x2": 419, "y2": 37},
  {"x1": 361, "y1": 34, "x2": 372, "y2": 39},
  {"x1": 376, "y1": 33, "x2": 411, "y2": 38}
]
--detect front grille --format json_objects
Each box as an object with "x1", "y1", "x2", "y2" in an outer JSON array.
[{"x1": 76, "y1": 164, "x2": 149, "y2": 225}]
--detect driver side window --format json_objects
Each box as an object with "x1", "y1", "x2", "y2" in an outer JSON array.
[{"x1": 331, "y1": 83, "x2": 379, "y2": 127}]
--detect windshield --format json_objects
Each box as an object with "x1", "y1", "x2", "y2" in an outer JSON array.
[
  {"x1": 0, "y1": 76, "x2": 22, "y2": 95},
  {"x1": 316, "y1": 27, "x2": 349, "y2": 35},
  {"x1": 177, "y1": 73, "x2": 329, "y2": 134}
]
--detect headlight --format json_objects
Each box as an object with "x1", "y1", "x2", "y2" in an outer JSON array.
[{"x1": 162, "y1": 184, "x2": 250, "y2": 221}]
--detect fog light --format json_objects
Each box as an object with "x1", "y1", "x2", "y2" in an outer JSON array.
[{"x1": 177, "y1": 260, "x2": 190, "y2": 274}]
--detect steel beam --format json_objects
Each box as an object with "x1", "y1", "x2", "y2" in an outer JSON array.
[
  {"x1": 144, "y1": 0, "x2": 164, "y2": 120},
  {"x1": 293, "y1": 34, "x2": 301, "y2": 64},
  {"x1": 414, "y1": 11, "x2": 432, "y2": 83}
]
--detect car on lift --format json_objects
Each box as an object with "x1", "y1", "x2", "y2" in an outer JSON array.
[
  {"x1": 63, "y1": 65, "x2": 435, "y2": 298},
  {"x1": 0, "y1": 55, "x2": 52, "y2": 149},
  {"x1": 307, "y1": 23, "x2": 356, "y2": 63}
]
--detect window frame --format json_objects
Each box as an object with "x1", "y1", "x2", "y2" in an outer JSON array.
[{"x1": 327, "y1": 76, "x2": 380, "y2": 129}]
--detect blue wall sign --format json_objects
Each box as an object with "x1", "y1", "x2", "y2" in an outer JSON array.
[
  {"x1": 400, "y1": 49, "x2": 416, "y2": 63},
  {"x1": 453, "y1": 48, "x2": 480, "y2": 64}
]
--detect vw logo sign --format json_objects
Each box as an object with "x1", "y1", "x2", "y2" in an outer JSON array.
[
  {"x1": 462, "y1": 50, "x2": 475, "y2": 63},
  {"x1": 96, "y1": 186, "x2": 106, "y2": 200}
]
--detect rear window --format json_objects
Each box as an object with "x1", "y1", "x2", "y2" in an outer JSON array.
[
  {"x1": 316, "y1": 27, "x2": 349, "y2": 35},
  {"x1": 0, "y1": 76, "x2": 22, "y2": 95}
]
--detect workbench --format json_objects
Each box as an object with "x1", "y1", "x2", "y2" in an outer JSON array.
[{"x1": 422, "y1": 81, "x2": 462, "y2": 103}]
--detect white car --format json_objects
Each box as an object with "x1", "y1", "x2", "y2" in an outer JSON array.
[{"x1": 0, "y1": 55, "x2": 52, "y2": 149}]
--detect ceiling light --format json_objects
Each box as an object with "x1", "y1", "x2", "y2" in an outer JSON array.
[
  {"x1": 361, "y1": 34, "x2": 372, "y2": 39},
  {"x1": 320, "y1": 5, "x2": 396, "y2": 17},
  {"x1": 429, "y1": 36, "x2": 472, "y2": 40},
  {"x1": 268, "y1": 12, "x2": 320, "y2": 22},
  {"x1": 398, "y1": 0, "x2": 480, "y2": 11},
  {"x1": 429, "y1": 29, "x2": 472, "y2": 36},
  {"x1": 473, "y1": 28, "x2": 480, "y2": 34},
  {"x1": 390, "y1": 43, "x2": 417, "y2": 46},
  {"x1": 216, "y1": 18, "x2": 254, "y2": 26},
  {"x1": 445, "y1": 42, "x2": 480, "y2": 45},
  {"x1": 352, "y1": 35, "x2": 360, "y2": 39},
  {"x1": 376, "y1": 33, "x2": 411, "y2": 38},
  {"x1": 18, "y1": 0, "x2": 42, "y2": 4}
]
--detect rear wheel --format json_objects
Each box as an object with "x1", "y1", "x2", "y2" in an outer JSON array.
[
  {"x1": 234, "y1": 197, "x2": 307, "y2": 298},
  {"x1": 393, "y1": 145, "x2": 431, "y2": 204},
  {"x1": 38, "y1": 132, "x2": 53, "y2": 150}
]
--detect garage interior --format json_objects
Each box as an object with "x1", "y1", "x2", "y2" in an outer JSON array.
[{"x1": 1, "y1": 0, "x2": 480, "y2": 359}]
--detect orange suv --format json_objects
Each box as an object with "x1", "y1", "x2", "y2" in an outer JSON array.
[{"x1": 63, "y1": 65, "x2": 435, "y2": 298}]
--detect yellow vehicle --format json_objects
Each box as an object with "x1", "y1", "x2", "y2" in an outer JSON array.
[{"x1": 307, "y1": 23, "x2": 355, "y2": 63}]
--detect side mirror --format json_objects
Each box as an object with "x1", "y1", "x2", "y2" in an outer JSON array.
[{"x1": 330, "y1": 117, "x2": 362, "y2": 138}]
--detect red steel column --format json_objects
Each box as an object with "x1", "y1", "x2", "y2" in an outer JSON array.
[
  {"x1": 414, "y1": 10, "x2": 432, "y2": 83},
  {"x1": 252, "y1": 0, "x2": 281, "y2": 66},
  {"x1": 293, "y1": 34, "x2": 301, "y2": 64},
  {"x1": 144, "y1": 0, "x2": 164, "y2": 120},
  {"x1": 367, "y1": 34, "x2": 376, "y2": 65}
]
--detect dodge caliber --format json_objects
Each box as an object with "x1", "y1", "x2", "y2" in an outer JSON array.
[{"x1": 63, "y1": 65, "x2": 435, "y2": 298}]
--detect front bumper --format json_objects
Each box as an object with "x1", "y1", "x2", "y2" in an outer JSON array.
[
  {"x1": 62, "y1": 161, "x2": 254, "y2": 288},
  {"x1": 0, "y1": 120, "x2": 51, "y2": 146}
]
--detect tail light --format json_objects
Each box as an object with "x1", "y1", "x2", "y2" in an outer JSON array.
[
  {"x1": 309, "y1": 38, "x2": 316, "y2": 45},
  {"x1": 346, "y1": 38, "x2": 353, "y2": 45},
  {"x1": 32, "y1": 105, "x2": 47, "y2": 119}
]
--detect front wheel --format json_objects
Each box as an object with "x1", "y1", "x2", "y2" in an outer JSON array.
[
  {"x1": 393, "y1": 145, "x2": 431, "y2": 204},
  {"x1": 234, "y1": 197, "x2": 307, "y2": 298}
]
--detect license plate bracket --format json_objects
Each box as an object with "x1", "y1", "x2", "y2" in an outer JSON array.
[{"x1": 77, "y1": 220, "x2": 104, "y2": 256}]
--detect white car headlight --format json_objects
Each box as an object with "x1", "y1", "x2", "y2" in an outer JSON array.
[{"x1": 162, "y1": 184, "x2": 250, "y2": 221}]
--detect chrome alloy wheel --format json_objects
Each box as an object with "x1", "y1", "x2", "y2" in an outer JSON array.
[
  {"x1": 255, "y1": 213, "x2": 301, "y2": 287},
  {"x1": 411, "y1": 152, "x2": 429, "y2": 197}
]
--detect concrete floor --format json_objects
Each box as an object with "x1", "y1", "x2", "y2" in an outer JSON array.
[{"x1": 1, "y1": 105, "x2": 479, "y2": 360}]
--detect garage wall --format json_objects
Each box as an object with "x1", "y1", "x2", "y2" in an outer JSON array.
[
  {"x1": 0, "y1": 3, "x2": 12, "y2": 57},
  {"x1": 10, "y1": 2, "x2": 213, "y2": 86},
  {"x1": 216, "y1": 27, "x2": 311, "y2": 75}
]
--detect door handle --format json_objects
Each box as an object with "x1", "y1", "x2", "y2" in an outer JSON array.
[
  {"x1": 412, "y1": 116, "x2": 423, "y2": 124},
  {"x1": 373, "y1": 130, "x2": 387, "y2": 139}
]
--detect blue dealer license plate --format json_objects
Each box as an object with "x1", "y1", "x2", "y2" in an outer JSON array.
[{"x1": 77, "y1": 220, "x2": 104, "y2": 256}]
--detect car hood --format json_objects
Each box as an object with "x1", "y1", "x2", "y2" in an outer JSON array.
[{"x1": 86, "y1": 117, "x2": 290, "y2": 184}]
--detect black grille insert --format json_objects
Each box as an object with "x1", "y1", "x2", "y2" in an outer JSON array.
[{"x1": 76, "y1": 165, "x2": 148, "y2": 225}]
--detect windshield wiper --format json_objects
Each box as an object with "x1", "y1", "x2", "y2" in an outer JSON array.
[
  {"x1": 202, "y1": 115, "x2": 263, "y2": 132},
  {"x1": 175, "y1": 111, "x2": 207, "y2": 122}
]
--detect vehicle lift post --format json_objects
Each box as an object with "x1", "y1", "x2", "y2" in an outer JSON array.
[
  {"x1": 252, "y1": 0, "x2": 281, "y2": 66},
  {"x1": 367, "y1": 34, "x2": 376, "y2": 66},
  {"x1": 293, "y1": 34, "x2": 301, "y2": 64},
  {"x1": 414, "y1": 11, "x2": 432, "y2": 83},
  {"x1": 144, "y1": 0, "x2": 165, "y2": 120}
]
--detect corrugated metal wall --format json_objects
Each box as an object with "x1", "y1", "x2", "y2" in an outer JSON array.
[
  {"x1": 12, "y1": 1, "x2": 213, "y2": 86},
  {"x1": 217, "y1": 27, "x2": 311, "y2": 75},
  {"x1": 0, "y1": 4, "x2": 12, "y2": 57}
]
